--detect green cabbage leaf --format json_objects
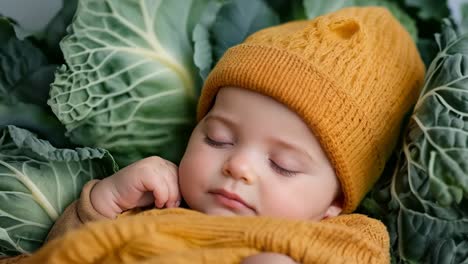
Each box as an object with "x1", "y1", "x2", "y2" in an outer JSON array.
[
  {"x1": 49, "y1": 0, "x2": 213, "y2": 166},
  {"x1": 0, "y1": 125, "x2": 117, "y2": 256},
  {"x1": 0, "y1": 18, "x2": 68, "y2": 148},
  {"x1": 193, "y1": 0, "x2": 279, "y2": 80},
  {"x1": 359, "y1": 20, "x2": 468, "y2": 263}
]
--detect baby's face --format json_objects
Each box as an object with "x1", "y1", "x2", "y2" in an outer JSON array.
[{"x1": 179, "y1": 87, "x2": 342, "y2": 220}]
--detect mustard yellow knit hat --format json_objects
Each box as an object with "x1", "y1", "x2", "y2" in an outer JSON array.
[{"x1": 197, "y1": 7, "x2": 425, "y2": 213}]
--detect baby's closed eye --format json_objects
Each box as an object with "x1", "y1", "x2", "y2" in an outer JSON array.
[{"x1": 269, "y1": 159, "x2": 299, "y2": 177}]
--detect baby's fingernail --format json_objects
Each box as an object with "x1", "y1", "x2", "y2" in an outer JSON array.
[{"x1": 175, "y1": 201, "x2": 181, "y2": 207}]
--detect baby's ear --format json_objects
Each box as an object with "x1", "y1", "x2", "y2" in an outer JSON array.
[{"x1": 323, "y1": 196, "x2": 343, "y2": 219}]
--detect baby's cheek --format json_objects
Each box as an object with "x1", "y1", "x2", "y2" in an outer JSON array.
[
  {"x1": 178, "y1": 147, "x2": 214, "y2": 207},
  {"x1": 259, "y1": 183, "x2": 326, "y2": 220},
  {"x1": 179, "y1": 141, "x2": 206, "y2": 179},
  {"x1": 259, "y1": 186, "x2": 305, "y2": 218},
  {"x1": 178, "y1": 153, "x2": 199, "y2": 199}
]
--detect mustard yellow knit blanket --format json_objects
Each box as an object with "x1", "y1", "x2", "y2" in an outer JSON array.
[{"x1": 21, "y1": 208, "x2": 389, "y2": 264}]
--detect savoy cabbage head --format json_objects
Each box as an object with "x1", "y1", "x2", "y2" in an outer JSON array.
[
  {"x1": 0, "y1": 126, "x2": 117, "y2": 256},
  {"x1": 359, "y1": 19, "x2": 468, "y2": 263},
  {"x1": 48, "y1": 0, "x2": 214, "y2": 166}
]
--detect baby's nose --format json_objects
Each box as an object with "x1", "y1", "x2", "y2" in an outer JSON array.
[{"x1": 222, "y1": 154, "x2": 257, "y2": 184}]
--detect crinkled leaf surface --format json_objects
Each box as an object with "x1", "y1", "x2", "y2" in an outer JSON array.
[
  {"x1": 0, "y1": 126, "x2": 117, "y2": 256},
  {"x1": 359, "y1": 20, "x2": 468, "y2": 263},
  {"x1": 49, "y1": 0, "x2": 212, "y2": 166}
]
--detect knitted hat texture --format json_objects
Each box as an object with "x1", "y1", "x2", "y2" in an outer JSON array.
[{"x1": 196, "y1": 7, "x2": 425, "y2": 213}]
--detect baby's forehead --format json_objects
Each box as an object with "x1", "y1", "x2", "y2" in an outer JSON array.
[
  {"x1": 205, "y1": 87, "x2": 325, "y2": 151},
  {"x1": 211, "y1": 87, "x2": 309, "y2": 131}
]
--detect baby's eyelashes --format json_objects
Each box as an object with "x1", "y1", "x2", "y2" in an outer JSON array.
[
  {"x1": 204, "y1": 136, "x2": 233, "y2": 147},
  {"x1": 269, "y1": 159, "x2": 298, "y2": 177}
]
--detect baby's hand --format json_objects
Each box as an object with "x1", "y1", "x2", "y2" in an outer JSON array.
[{"x1": 90, "y1": 156, "x2": 181, "y2": 218}]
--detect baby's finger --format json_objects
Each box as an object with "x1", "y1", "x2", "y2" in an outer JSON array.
[
  {"x1": 163, "y1": 161, "x2": 181, "y2": 208},
  {"x1": 140, "y1": 173, "x2": 169, "y2": 209},
  {"x1": 165, "y1": 178, "x2": 181, "y2": 208},
  {"x1": 152, "y1": 180, "x2": 169, "y2": 208}
]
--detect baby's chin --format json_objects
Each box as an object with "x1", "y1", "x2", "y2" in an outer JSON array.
[
  {"x1": 204, "y1": 206, "x2": 324, "y2": 221},
  {"x1": 197, "y1": 207, "x2": 324, "y2": 221},
  {"x1": 201, "y1": 207, "x2": 256, "y2": 217}
]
